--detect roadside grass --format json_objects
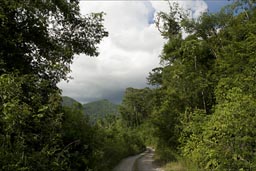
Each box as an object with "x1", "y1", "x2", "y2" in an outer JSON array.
[
  {"x1": 164, "y1": 162, "x2": 186, "y2": 171},
  {"x1": 153, "y1": 150, "x2": 199, "y2": 171},
  {"x1": 162, "y1": 158, "x2": 199, "y2": 171}
]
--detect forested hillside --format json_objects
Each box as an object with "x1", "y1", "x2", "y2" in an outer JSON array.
[
  {"x1": 62, "y1": 96, "x2": 81, "y2": 107},
  {"x1": 62, "y1": 97, "x2": 119, "y2": 120},
  {"x1": 83, "y1": 99, "x2": 119, "y2": 119}
]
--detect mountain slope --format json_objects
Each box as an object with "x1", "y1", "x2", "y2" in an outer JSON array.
[
  {"x1": 62, "y1": 96, "x2": 81, "y2": 107},
  {"x1": 62, "y1": 96, "x2": 119, "y2": 120},
  {"x1": 83, "y1": 99, "x2": 119, "y2": 119}
]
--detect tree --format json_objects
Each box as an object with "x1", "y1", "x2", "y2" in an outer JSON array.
[
  {"x1": 0, "y1": 0, "x2": 107, "y2": 82},
  {"x1": 147, "y1": 67, "x2": 163, "y2": 87},
  {"x1": 196, "y1": 6, "x2": 256, "y2": 170},
  {"x1": 0, "y1": 0, "x2": 107, "y2": 170},
  {"x1": 150, "y1": 1, "x2": 256, "y2": 170},
  {"x1": 119, "y1": 87, "x2": 153, "y2": 127},
  {"x1": 61, "y1": 103, "x2": 95, "y2": 171}
]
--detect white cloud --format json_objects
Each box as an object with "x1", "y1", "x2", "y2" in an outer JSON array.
[{"x1": 58, "y1": 0, "x2": 208, "y2": 104}]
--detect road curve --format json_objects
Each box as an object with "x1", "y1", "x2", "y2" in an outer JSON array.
[
  {"x1": 134, "y1": 148, "x2": 163, "y2": 171},
  {"x1": 113, "y1": 148, "x2": 163, "y2": 171}
]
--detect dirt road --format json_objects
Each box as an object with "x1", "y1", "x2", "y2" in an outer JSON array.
[
  {"x1": 113, "y1": 148, "x2": 163, "y2": 171},
  {"x1": 134, "y1": 148, "x2": 163, "y2": 171},
  {"x1": 112, "y1": 153, "x2": 144, "y2": 171}
]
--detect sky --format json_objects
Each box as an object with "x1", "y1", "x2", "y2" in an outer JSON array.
[{"x1": 58, "y1": 0, "x2": 233, "y2": 104}]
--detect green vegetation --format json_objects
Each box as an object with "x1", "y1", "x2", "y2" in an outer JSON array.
[
  {"x1": 83, "y1": 99, "x2": 119, "y2": 120},
  {"x1": 0, "y1": 0, "x2": 145, "y2": 170},
  {"x1": 61, "y1": 103, "x2": 145, "y2": 171},
  {"x1": 62, "y1": 96, "x2": 119, "y2": 121},
  {"x1": 1, "y1": 0, "x2": 256, "y2": 171},
  {"x1": 112, "y1": 1, "x2": 256, "y2": 171},
  {"x1": 0, "y1": 0, "x2": 144, "y2": 169},
  {"x1": 62, "y1": 96, "x2": 81, "y2": 107},
  {"x1": 144, "y1": 1, "x2": 256, "y2": 171}
]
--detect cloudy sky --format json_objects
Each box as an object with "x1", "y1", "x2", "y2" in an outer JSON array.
[{"x1": 58, "y1": 0, "x2": 232, "y2": 104}]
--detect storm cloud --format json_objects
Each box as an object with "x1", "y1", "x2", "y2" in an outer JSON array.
[{"x1": 58, "y1": 1, "x2": 208, "y2": 104}]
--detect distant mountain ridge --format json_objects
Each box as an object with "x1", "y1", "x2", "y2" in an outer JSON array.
[
  {"x1": 62, "y1": 96, "x2": 119, "y2": 119},
  {"x1": 62, "y1": 96, "x2": 81, "y2": 107},
  {"x1": 83, "y1": 99, "x2": 119, "y2": 118}
]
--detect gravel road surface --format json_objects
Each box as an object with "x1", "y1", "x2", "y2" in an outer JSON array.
[
  {"x1": 134, "y1": 148, "x2": 163, "y2": 171},
  {"x1": 113, "y1": 148, "x2": 163, "y2": 171},
  {"x1": 113, "y1": 153, "x2": 144, "y2": 171}
]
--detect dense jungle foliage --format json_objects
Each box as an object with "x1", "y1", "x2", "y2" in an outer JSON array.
[
  {"x1": 142, "y1": 1, "x2": 256, "y2": 170},
  {"x1": 1, "y1": 0, "x2": 256, "y2": 171},
  {"x1": 0, "y1": 0, "x2": 145, "y2": 170}
]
